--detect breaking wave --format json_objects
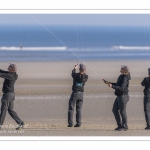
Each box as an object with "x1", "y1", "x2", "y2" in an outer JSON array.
[
  {"x1": 112, "y1": 46, "x2": 150, "y2": 50},
  {"x1": 0, "y1": 46, "x2": 67, "y2": 51}
]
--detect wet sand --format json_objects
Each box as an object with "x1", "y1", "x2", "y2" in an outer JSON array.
[{"x1": 0, "y1": 60, "x2": 150, "y2": 136}]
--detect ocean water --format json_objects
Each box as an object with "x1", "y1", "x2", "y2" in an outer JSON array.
[{"x1": 0, "y1": 25, "x2": 150, "y2": 61}]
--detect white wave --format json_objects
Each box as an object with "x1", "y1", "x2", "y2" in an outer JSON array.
[
  {"x1": 0, "y1": 46, "x2": 67, "y2": 51},
  {"x1": 112, "y1": 46, "x2": 150, "y2": 50}
]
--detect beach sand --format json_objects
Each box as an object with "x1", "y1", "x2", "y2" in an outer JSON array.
[{"x1": 0, "y1": 60, "x2": 150, "y2": 136}]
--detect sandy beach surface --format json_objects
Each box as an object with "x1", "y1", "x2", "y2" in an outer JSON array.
[{"x1": 0, "y1": 60, "x2": 150, "y2": 136}]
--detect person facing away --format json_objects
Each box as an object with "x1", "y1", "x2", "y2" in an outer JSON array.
[
  {"x1": 105, "y1": 65, "x2": 131, "y2": 131},
  {"x1": 68, "y1": 64, "x2": 88, "y2": 127},
  {"x1": 141, "y1": 68, "x2": 150, "y2": 130},
  {"x1": 0, "y1": 64, "x2": 25, "y2": 130}
]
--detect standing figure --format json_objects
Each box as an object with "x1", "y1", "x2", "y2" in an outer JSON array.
[
  {"x1": 0, "y1": 64, "x2": 25, "y2": 130},
  {"x1": 68, "y1": 64, "x2": 88, "y2": 127},
  {"x1": 141, "y1": 68, "x2": 150, "y2": 130},
  {"x1": 104, "y1": 65, "x2": 131, "y2": 131}
]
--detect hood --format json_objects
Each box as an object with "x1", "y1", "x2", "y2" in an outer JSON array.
[
  {"x1": 146, "y1": 77, "x2": 150, "y2": 83},
  {"x1": 123, "y1": 73, "x2": 131, "y2": 80},
  {"x1": 127, "y1": 73, "x2": 131, "y2": 80},
  {"x1": 12, "y1": 72, "x2": 18, "y2": 80},
  {"x1": 77, "y1": 73, "x2": 87, "y2": 82}
]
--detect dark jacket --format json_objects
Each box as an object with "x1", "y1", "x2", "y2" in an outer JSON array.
[
  {"x1": 111, "y1": 73, "x2": 131, "y2": 96},
  {"x1": 141, "y1": 77, "x2": 150, "y2": 95},
  {"x1": 71, "y1": 69, "x2": 88, "y2": 92},
  {"x1": 0, "y1": 69, "x2": 18, "y2": 93}
]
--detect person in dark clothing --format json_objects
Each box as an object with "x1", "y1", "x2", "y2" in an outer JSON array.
[
  {"x1": 104, "y1": 65, "x2": 131, "y2": 131},
  {"x1": 141, "y1": 68, "x2": 150, "y2": 130},
  {"x1": 0, "y1": 64, "x2": 25, "y2": 130},
  {"x1": 68, "y1": 64, "x2": 88, "y2": 127}
]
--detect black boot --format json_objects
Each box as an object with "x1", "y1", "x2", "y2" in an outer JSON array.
[
  {"x1": 118, "y1": 126, "x2": 128, "y2": 131},
  {"x1": 67, "y1": 124, "x2": 73, "y2": 127},
  {"x1": 145, "y1": 126, "x2": 150, "y2": 130},
  {"x1": 74, "y1": 124, "x2": 81, "y2": 127},
  {"x1": 114, "y1": 126, "x2": 122, "y2": 131}
]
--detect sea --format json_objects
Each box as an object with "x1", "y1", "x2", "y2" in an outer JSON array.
[{"x1": 0, "y1": 25, "x2": 150, "y2": 61}]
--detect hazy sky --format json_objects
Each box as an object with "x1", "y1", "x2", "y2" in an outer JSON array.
[{"x1": 0, "y1": 14, "x2": 150, "y2": 26}]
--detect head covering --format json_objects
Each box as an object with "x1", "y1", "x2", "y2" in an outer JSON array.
[
  {"x1": 148, "y1": 68, "x2": 150, "y2": 74},
  {"x1": 79, "y1": 64, "x2": 86, "y2": 72},
  {"x1": 121, "y1": 65, "x2": 129, "y2": 72},
  {"x1": 9, "y1": 64, "x2": 17, "y2": 72}
]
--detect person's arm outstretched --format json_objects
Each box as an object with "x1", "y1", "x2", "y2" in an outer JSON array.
[
  {"x1": 111, "y1": 77, "x2": 127, "y2": 91},
  {"x1": 0, "y1": 72, "x2": 13, "y2": 80},
  {"x1": 141, "y1": 78, "x2": 146, "y2": 86},
  {"x1": 0, "y1": 69, "x2": 9, "y2": 73},
  {"x1": 71, "y1": 64, "x2": 78, "y2": 78}
]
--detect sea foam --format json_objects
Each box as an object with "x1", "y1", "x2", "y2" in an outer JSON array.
[
  {"x1": 0, "y1": 46, "x2": 67, "y2": 51},
  {"x1": 112, "y1": 46, "x2": 150, "y2": 50}
]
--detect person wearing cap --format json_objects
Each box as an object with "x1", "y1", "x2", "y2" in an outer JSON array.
[
  {"x1": 0, "y1": 64, "x2": 25, "y2": 130},
  {"x1": 141, "y1": 68, "x2": 150, "y2": 130},
  {"x1": 105, "y1": 65, "x2": 131, "y2": 131},
  {"x1": 67, "y1": 64, "x2": 88, "y2": 127}
]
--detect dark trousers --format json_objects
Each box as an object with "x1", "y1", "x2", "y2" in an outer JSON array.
[
  {"x1": 112, "y1": 95, "x2": 129, "y2": 128},
  {"x1": 144, "y1": 96, "x2": 150, "y2": 127},
  {"x1": 68, "y1": 92, "x2": 83, "y2": 126},
  {"x1": 0, "y1": 93, "x2": 23, "y2": 126}
]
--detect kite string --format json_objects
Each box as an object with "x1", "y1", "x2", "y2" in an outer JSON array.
[
  {"x1": 30, "y1": 14, "x2": 83, "y2": 63},
  {"x1": 147, "y1": 14, "x2": 150, "y2": 64},
  {"x1": 30, "y1": 14, "x2": 102, "y2": 78},
  {"x1": 76, "y1": 15, "x2": 79, "y2": 64},
  {"x1": 80, "y1": 15, "x2": 84, "y2": 63},
  {"x1": 143, "y1": 14, "x2": 150, "y2": 64},
  {"x1": 30, "y1": 14, "x2": 67, "y2": 48}
]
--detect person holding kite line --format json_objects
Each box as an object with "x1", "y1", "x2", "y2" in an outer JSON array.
[
  {"x1": 141, "y1": 68, "x2": 150, "y2": 130},
  {"x1": 103, "y1": 65, "x2": 131, "y2": 131},
  {"x1": 68, "y1": 64, "x2": 88, "y2": 127},
  {"x1": 0, "y1": 64, "x2": 25, "y2": 130}
]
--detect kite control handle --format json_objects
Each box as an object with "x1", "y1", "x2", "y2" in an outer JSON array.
[{"x1": 102, "y1": 79, "x2": 110, "y2": 84}]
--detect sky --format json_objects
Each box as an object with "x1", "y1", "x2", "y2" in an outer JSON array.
[{"x1": 0, "y1": 14, "x2": 150, "y2": 26}]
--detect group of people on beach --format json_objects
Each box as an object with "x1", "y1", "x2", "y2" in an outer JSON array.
[
  {"x1": 69, "y1": 64, "x2": 150, "y2": 131},
  {"x1": 0, "y1": 63, "x2": 150, "y2": 131}
]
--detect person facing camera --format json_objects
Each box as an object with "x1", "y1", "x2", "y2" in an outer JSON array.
[{"x1": 104, "y1": 65, "x2": 131, "y2": 131}]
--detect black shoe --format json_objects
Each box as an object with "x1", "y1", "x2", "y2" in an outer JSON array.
[
  {"x1": 145, "y1": 126, "x2": 150, "y2": 130},
  {"x1": 21, "y1": 122, "x2": 25, "y2": 129},
  {"x1": 74, "y1": 124, "x2": 81, "y2": 127},
  {"x1": 118, "y1": 127, "x2": 128, "y2": 131},
  {"x1": 16, "y1": 122, "x2": 25, "y2": 130},
  {"x1": 114, "y1": 126, "x2": 121, "y2": 130},
  {"x1": 67, "y1": 124, "x2": 73, "y2": 127}
]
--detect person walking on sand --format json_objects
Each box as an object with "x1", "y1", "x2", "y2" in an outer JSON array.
[
  {"x1": 68, "y1": 64, "x2": 88, "y2": 127},
  {"x1": 103, "y1": 65, "x2": 131, "y2": 131},
  {"x1": 0, "y1": 64, "x2": 25, "y2": 130},
  {"x1": 141, "y1": 68, "x2": 150, "y2": 130}
]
